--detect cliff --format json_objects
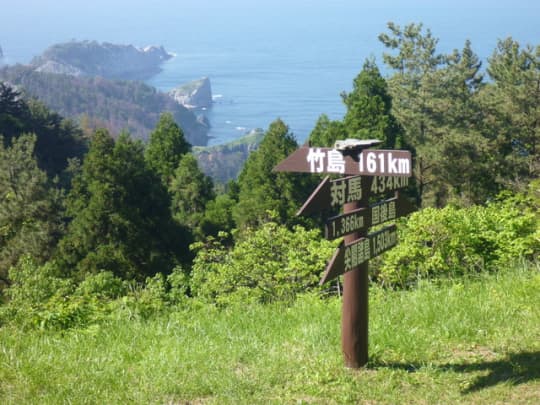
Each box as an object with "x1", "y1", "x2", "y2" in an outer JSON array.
[
  {"x1": 194, "y1": 129, "x2": 264, "y2": 183},
  {"x1": 30, "y1": 41, "x2": 173, "y2": 80},
  {"x1": 169, "y1": 77, "x2": 212, "y2": 109}
]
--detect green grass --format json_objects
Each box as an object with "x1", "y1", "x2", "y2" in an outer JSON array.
[{"x1": 1, "y1": 265, "x2": 539, "y2": 404}]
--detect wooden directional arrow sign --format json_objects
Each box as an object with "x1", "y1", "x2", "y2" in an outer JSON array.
[
  {"x1": 297, "y1": 174, "x2": 411, "y2": 217},
  {"x1": 324, "y1": 193, "x2": 416, "y2": 240},
  {"x1": 320, "y1": 224, "x2": 398, "y2": 285},
  {"x1": 297, "y1": 175, "x2": 373, "y2": 216},
  {"x1": 274, "y1": 146, "x2": 412, "y2": 177}
]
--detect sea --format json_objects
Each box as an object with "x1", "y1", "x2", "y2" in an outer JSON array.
[{"x1": 1, "y1": 0, "x2": 539, "y2": 146}]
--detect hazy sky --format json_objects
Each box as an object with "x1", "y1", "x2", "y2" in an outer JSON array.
[{"x1": 1, "y1": 0, "x2": 538, "y2": 63}]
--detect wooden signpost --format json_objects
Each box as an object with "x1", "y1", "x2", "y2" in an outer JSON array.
[{"x1": 274, "y1": 142, "x2": 415, "y2": 368}]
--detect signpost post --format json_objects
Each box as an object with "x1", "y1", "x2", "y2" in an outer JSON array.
[{"x1": 274, "y1": 141, "x2": 415, "y2": 368}]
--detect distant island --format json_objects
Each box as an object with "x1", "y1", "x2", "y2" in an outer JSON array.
[{"x1": 30, "y1": 40, "x2": 173, "y2": 80}]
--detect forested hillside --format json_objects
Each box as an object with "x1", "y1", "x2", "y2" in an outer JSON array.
[
  {"x1": 0, "y1": 22, "x2": 538, "y2": 329},
  {"x1": 0, "y1": 65, "x2": 209, "y2": 145}
]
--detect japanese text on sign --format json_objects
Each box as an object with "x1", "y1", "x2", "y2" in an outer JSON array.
[
  {"x1": 371, "y1": 200, "x2": 397, "y2": 226},
  {"x1": 330, "y1": 176, "x2": 364, "y2": 207},
  {"x1": 307, "y1": 148, "x2": 346, "y2": 174},
  {"x1": 345, "y1": 238, "x2": 371, "y2": 271},
  {"x1": 343, "y1": 226, "x2": 398, "y2": 272}
]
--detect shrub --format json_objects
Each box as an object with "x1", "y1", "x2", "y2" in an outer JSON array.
[
  {"x1": 0, "y1": 256, "x2": 99, "y2": 330},
  {"x1": 375, "y1": 196, "x2": 539, "y2": 288},
  {"x1": 190, "y1": 222, "x2": 336, "y2": 306},
  {"x1": 75, "y1": 271, "x2": 127, "y2": 299},
  {"x1": 111, "y1": 267, "x2": 191, "y2": 320}
]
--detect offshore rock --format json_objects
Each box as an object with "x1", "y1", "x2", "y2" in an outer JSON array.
[{"x1": 169, "y1": 77, "x2": 212, "y2": 109}]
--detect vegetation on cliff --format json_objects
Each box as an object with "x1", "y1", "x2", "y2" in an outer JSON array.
[{"x1": 0, "y1": 65, "x2": 209, "y2": 145}]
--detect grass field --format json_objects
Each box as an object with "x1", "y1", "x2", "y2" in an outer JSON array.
[{"x1": 1, "y1": 265, "x2": 539, "y2": 404}]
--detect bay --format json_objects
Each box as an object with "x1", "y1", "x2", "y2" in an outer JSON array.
[{"x1": 1, "y1": 0, "x2": 539, "y2": 145}]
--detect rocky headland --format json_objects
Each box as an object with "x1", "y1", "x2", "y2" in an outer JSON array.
[
  {"x1": 169, "y1": 77, "x2": 213, "y2": 109},
  {"x1": 194, "y1": 129, "x2": 264, "y2": 183},
  {"x1": 30, "y1": 40, "x2": 173, "y2": 80}
]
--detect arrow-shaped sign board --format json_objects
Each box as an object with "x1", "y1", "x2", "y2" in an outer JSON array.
[
  {"x1": 324, "y1": 193, "x2": 416, "y2": 240},
  {"x1": 297, "y1": 175, "x2": 410, "y2": 217},
  {"x1": 320, "y1": 224, "x2": 398, "y2": 285},
  {"x1": 297, "y1": 175, "x2": 373, "y2": 216},
  {"x1": 274, "y1": 147, "x2": 412, "y2": 177}
]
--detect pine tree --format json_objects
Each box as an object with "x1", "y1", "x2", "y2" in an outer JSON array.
[
  {"x1": 0, "y1": 134, "x2": 63, "y2": 288},
  {"x1": 145, "y1": 112, "x2": 191, "y2": 186},
  {"x1": 0, "y1": 83, "x2": 87, "y2": 181},
  {"x1": 169, "y1": 153, "x2": 215, "y2": 237},
  {"x1": 341, "y1": 59, "x2": 402, "y2": 148},
  {"x1": 56, "y1": 129, "x2": 191, "y2": 281},
  {"x1": 308, "y1": 114, "x2": 346, "y2": 147},
  {"x1": 485, "y1": 38, "x2": 540, "y2": 189},
  {"x1": 234, "y1": 119, "x2": 312, "y2": 228},
  {"x1": 0, "y1": 82, "x2": 29, "y2": 142},
  {"x1": 378, "y1": 22, "x2": 494, "y2": 206}
]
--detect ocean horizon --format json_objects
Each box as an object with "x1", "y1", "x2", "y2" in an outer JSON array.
[{"x1": 2, "y1": 0, "x2": 539, "y2": 145}]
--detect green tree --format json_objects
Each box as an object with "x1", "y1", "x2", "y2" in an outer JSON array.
[
  {"x1": 341, "y1": 59, "x2": 402, "y2": 148},
  {"x1": 56, "y1": 129, "x2": 191, "y2": 281},
  {"x1": 0, "y1": 134, "x2": 63, "y2": 289},
  {"x1": 308, "y1": 114, "x2": 346, "y2": 147},
  {"x1": 200, "y1": 194, "x2": 237, "y2": 238},
  {"x1": 423, "y1": 40, "x2": 493, "y2": 205},
  {"x1": 0, "y1": 82, "x2": 29, "y2": 141},
  {"x1": 484, "y1": 38, "x2": 540, "y2": 190},
  {"x1": 145, "y1": 112, "x2": 191, "y2": 186},
  {"x1": 0, "y1": 83, "x2": 87, "y2": 181},
  {"x1": 169, "y1": 153, "x2": 215, "y2": 237},
  {"x1": 379, "y1": 22, "x2": 447, "y2": 206},
  {"x1": 379, "y1": 23, "x2": 494, "y2": 206},
  {"x1": 234, "y1": 119, "x2": 312, "y2": 228}
]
